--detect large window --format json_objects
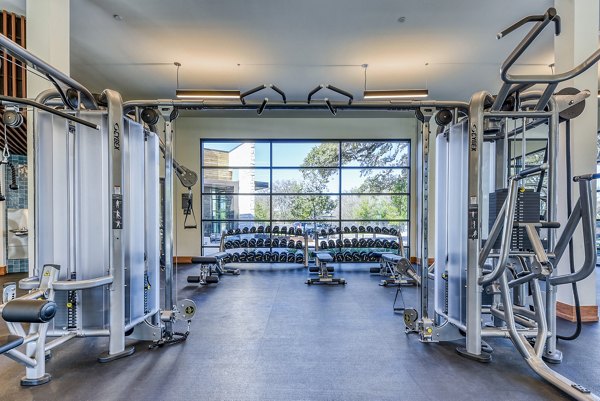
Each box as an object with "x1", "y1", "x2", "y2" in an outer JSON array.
[{"x1": 200, "y1": 140, "x2": 411, "y2": 256}]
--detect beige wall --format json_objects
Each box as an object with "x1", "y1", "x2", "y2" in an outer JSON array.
[{"x1": 172, "y1": 117, "x2": 418, "y2": 257}]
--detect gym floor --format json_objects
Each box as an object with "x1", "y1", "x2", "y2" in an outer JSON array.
[{"x1": 0, "y1": 264, "x2": 598, "y2": 401}]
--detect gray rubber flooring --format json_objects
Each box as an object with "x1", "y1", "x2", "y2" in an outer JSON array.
[{"x1": 0, "y1": 264, "x2": 598, "y2": 401}]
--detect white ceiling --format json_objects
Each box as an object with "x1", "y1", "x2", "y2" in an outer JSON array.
[{"x1": 66, "y1": 0, "x2": 567, "y2": 103}]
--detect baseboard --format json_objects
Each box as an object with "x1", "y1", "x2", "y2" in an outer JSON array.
[
  {"x1": 556, "y1": 301, "x2": 598, "y2": 323},
  {"x1": 410, "y1": 257, "x2": 434, "y2": 266},
  {"x1": 174, "y1": 256, "x2": 193, "y2": 264}
]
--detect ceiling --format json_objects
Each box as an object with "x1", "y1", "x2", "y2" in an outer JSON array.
[{"x1": 66, "y1": 0, "x2": 571, "y2": 104}]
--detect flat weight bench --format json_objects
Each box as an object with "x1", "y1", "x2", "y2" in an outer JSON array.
[
  {"x1": 372, "y1": 253, "x2": 420, "y2": 287},
  {"x1": 306, "y1": 252, "x2": 346, "y2": 285},
  {"x1": 188, "y1": 252, "x2": 240, "y2": 285}
]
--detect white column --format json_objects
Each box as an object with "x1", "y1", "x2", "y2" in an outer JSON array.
[
  {"x1": 26, "y1": 0, "x2": 70, "y2": 274},
  {"x1": 554, "y1": 0, "x2": 598, "y2": 317}
]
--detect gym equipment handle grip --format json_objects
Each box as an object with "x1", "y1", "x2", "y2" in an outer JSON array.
[
  {"x1": 573, "y1": 173, "x2": 600, "y2": 182},
  {"x1": 516, "y1": 163, "x2": 547, "y2": 179}
]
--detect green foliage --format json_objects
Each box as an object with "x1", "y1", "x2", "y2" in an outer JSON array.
[{"x1": 254, "y1": 197, "x2": 269, "y2": 220}]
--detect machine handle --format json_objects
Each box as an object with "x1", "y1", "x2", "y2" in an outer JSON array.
[
  {"x1": 573, "y1": 173, "x2": 600, "y2": 182},
  {"x1": 515, "y1": 163, "x2": 547, "y2": 179}
]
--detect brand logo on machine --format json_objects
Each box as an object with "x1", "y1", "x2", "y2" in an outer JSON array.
[
  {"x1": 113, "y1": 123, "x2": 120, "y2": 150},
  {"x1": 470, "y1": 123, "x2": 477, "y2": 152}
]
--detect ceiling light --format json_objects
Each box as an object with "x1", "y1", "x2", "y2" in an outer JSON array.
[
  {"x1": 397, "y1": 16, "x2": 406, "y2": 23},
  {"x1": 113, "y1": 14, "x2": 123, "y2": 21},
  {"x1": 363, "y1": 89, "x2": 429, "y2": 99},
  {"x1": 175, "y1": 89, "x2": 241, "y2": 99}
]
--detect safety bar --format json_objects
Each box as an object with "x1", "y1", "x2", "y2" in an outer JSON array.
[
  {"x1": 0, "y1": 34, "x2": 98, "y2": 109},
  {"x1": 52, "y1": 275, "x2": 114, "y2": 291},
  {"x1": 0, "y1": 95, "x2": 99, "y2": 130},
  {"x1": 549, "y1": 178, "x2": 597, "y2": 285}
]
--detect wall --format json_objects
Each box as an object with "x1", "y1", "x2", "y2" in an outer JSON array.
[
  {"x1": 173, "y1": 117, "x2": 418, "y2": 257},
  {"x1": 4, "y1": 154, "x2": 28, "y2": 273}
]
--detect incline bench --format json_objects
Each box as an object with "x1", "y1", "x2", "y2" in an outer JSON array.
[
  {"x1": 306, "y1": 252, "x2": 346, "y2": 285},
  {"x1": 188, "y1": 252, "x2": 240, "y2": 285},
  {"x1": 370, "y1": 252, "x2": 420, "y2": 286}
]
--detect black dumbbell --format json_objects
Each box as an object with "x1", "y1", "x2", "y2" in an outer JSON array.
[
  {"x1": 288, "y1": 240, "x2": 295, "y2": 248},
  {"x1": 336, "y1": 239, "x2": 343, "y2": 248},
  {"x1": 272, "y1": 226, "x2": 280, "y2": 234},
  {"x1": 256, "y1": 238, "x2": 265, "y2": 248},
  {"x1": 343, "y1": 251, "x2": 353, "y2": 262},
  {"x1": 257, "y1": 225, "x2": 264, "y2": 233},
  {"x1": 366, "y1": 226, "x2": 374, "y2": 233},
  {"x1": 351, "y1": 225, "x2": 358, "y2": 233},
  {"x1": 223, "y1": 255, "x2": 232, "y2": 264},
  {"x1": 287, "y1": 253, "x2": 295, "y2": 262},
  {"x1": 328, "y1": 239, "x2": 336, "y2": 248},
  {"x1": 390, "y1": 228, "x2": 398, "y2": 236},
  {"x1": 255, "y1": 251, "x2": 264, "y2": 262},
  {"x1": 250, "y1": 226, "x2": 257, "y2": 233},
  {"x1": 232, "y1": 252, "x2": 240, "y2": 262},
  {"x1": 279, "y1": 252, "x2": 287, "y2": 262},
  {"x1": 249, "y1": 238, "x2": 257, "y2": 248},
  {"x1": 224, "y1": 241, "x2": 233, "y2": 250},
  {"x1": 265, "y1": 225, "x2": 271, "y2": 233},
  {"x1": 335, "y1": 252, "x2": 344, "y2": 262},
  {"x1": 390, "y1": 240, "x2": 399, "y2": 249},
  {"x1": 281, "y1": 226, "x2": 288, "y2": 234},
  {"x1": 382, "y1": 227, "x2": 390, "y2": 234},
  {"x1": 343, "y1": 226, "x2": 350, "y2": 233},
  {"x1": 296, "y1": 241, "x2": 303, "y2": 249},
  {"x1": 343, "y1": 238, "x2": 352, "y2": 248},
  {"x1": 295, "y1": 253, "x2": 303, "y2": 263},
  {"x1": 248, "y1": 251, "x2": 257, "y2": 262},
  {"x1": 360, "y1": 251, "x2": 368, "y2": 262},
  {"x1": 242, "y1": 227, "x2": 249, "y2": 234},
  {"x1": 227, "y1": 229, "x2": 234, "y2": 235},
  {"x1": 280, "y1": 239, "x2": 288, "y2": 248},
  {"x1": 271, "y1": 251, "x2": 279, "y2": 262},
  {"x1": 358, "y1": 225, "x2": 365, "y2": 233},
  {"x1": 351, "y1": 238, "x2": 358, "y2": 247},
  {"x1": 352, "y1": 252, "x2": 361, "y2": 261},
  {"x1": 264, "y1": 238, "x2": 271, "y2": 247},
  {"x1": 335, "y1": 226, "x2": 341, "y2": 234},
  {"x1": 320, "y1": 229, "x2": 327, "y2": 237},
  {"x1": 370, "y1": 252, "x2": 379, "y2": 262},
  {"x1": 374, "y1": 239, "x2": 383, "y2": 248},
  {"x1": 231, "y1": 240, "x2": 239, "y2": 249},
  {"x1": 367, "y1": 239, "x2": 375, "y2": 247},
  {"x1": 234, "y1": 228, "x2": 241, "y2": 234},
  {"x1": 264, "y1": 251, "x2": 271, "y2": 261},
  {"x1": 320, "y1": 241, "x2": 328, "y2": 249},
  {"x1": 295, "y1": 227, "x2": 303, "y2": 236},
  {"x1": 382, "y1": 239, "x2": 390, "y2": 248},
  {"x1": 357, "y1": 238, "x2": 366, "y2": 247},
  {"x1": 240, "y1": 239, "x2": 249, "y2": 248},
  {"x1": 374, "y1": 226, "x2": 381, "y2": 233},
  {"x1": 328, "y1": 228, "x2": 335, "y2": 235},
  {"x1": 272, "y1": 238, "x2": 280, "y2": 248},
  {"x1": 239, "y1": 251, "x2": 248, "y2": 262}
]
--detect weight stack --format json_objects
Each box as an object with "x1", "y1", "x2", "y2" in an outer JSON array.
[{"x1": 488, "y1": 188, "x2": 540, "y2": 251}]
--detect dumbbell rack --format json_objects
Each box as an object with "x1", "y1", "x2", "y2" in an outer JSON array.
[
  {"x1": 313, "y1": 226, "x2": 405, "y2": 263},
  {"x1": 219, "y1": 227, "x2": 309, "y2": 267}
]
